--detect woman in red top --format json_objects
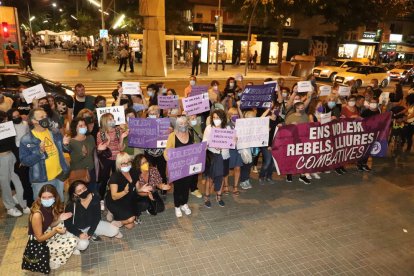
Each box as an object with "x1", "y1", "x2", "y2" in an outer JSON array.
[
  {"x1": 86, "y1": 48, "x2": 92, "y2": 70},
  {"x1": 341, "y1": 95, "x2": 361, "y2": 119}
]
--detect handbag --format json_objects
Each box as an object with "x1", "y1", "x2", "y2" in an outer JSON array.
[
  {"x1": 147, "y1": 191, "x2": 165, "y2": 216},
  {"x1": 68, "y1": 168, "x2": 90, "y2": 184},
  {"x1": 21, "y1": 235, "x2": 51, "y2": 274}
]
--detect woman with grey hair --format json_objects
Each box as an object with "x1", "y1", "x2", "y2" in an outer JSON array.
[{"x1": 164, "y1": 116, "x2": 196, "y2": 218}]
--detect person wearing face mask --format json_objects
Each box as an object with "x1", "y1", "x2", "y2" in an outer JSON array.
[
  {"x1": 20, "y1": 108, "x2": 70, "y2": 200},
  {"x1": 208, "y1": 80, "x2": 221, "y2": 104},
  {"x1": 163, "y1": 89, "x2": 182, "y2": 118},
  {"x1": 184, "y1": 76, "x2": 197, "y2": 97},
  {"x1": 65, "y1": 118, "x2": 100, "y2": 193},
  {"x1": 77, "y1": 109, "x2": 99, "y2": 142},
  {"x1": 23, "y1": 184, "x2": 77, "y2": 272},
  {"x1": 106, "y1": 152, "x2": 152, "y2": 228},
  {"x1": 164, "y1": 116, "x2": 197, "y2": 217},
  {"x1": 94, "y1": 96, "x2": 107, "y2": 109},
  {"x1": 341, "y1": 95, "x2": 360, "y2": 119},
  {"x1": 12, "y1": 85, "x2": 32, "y2": 117},
  {"x1": 186, "y1": 114, "x2": 204, "y2": 199},
  {"x1": 130, "y1": 94, "x2": 148, "y2": 114},
  {"x1": 73, "y1": 83, "x2": 96, "y2": 117},
  {"x1": 33, "y1": 97, "x2": 62, "y2": 130},
  {"x1": 65, "y1": 180, "x2": 122, "y2": 254},
  {"x1": 202, "y1": 109, "x2": 230, "y2": 208},
  {"x1": 146, "y1": 83, "x2": 160, "y2": 107},
  {"x1": 223, "y1": 77, "x2": 241, "y2": 99},
  {"x1": 285, "y1": 86, "x2": 313, "y2": 117},
  {"x1": 96, "y1": 113, "x2": 129, "y2": 201}
]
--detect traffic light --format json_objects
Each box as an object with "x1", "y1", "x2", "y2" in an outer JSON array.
[{"x1": 2, "y1": 22, "x2": 9, "y2": 38}]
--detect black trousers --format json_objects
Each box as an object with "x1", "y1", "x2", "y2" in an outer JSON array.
[
  {"x1": 118, "y1": 58, "x2": 127, "y2": 71},
  {"x1": 98, "y1": 158, "x2": 116, "y2": 199},
  {"x1": 173, "y1": 176, "x2": 192, "y2": 207},
  {"x1": 191, "y1": 63, "x2": 198, "y2": 76}
]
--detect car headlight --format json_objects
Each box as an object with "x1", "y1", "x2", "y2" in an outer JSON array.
[
  {"x1": 321, "y1": 70, "x2": 330, "y2": 74},
  {"x1": 65, "y1": 89, "x2": 74, "y2": 97},
  {"x1": 345, "y1": 76, "x2": 354, "y2": 81}
]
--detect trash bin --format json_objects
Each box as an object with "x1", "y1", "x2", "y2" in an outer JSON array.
[
  {"x1": 280, "y1": 61, "x2": 296, "y2": 76},
  {"x1": 291, "y1": 55, "x2": 316, "y2": 78}
]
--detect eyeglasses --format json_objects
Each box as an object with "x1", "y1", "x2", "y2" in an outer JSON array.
[{"x1": 121, "y1": 162, "x2": 132, "y2": 166}]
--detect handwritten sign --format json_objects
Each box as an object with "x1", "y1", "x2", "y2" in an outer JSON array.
[
  {"x1": 182, "y1": 93, "x2": 210, "y2": 115},
  {"x1": 338, "y1": 86, "x2": 351, "y2": 97},
  {"x1": 235, "y1": 117, "x2": 269, "y2": 149},
  {"x1": 320, "y1": 112, "x2": 331, "y2": 125},
  {"x1": 189, "y1": 85, "x2": 209, "y2": 97},
  {"x1": 167, "y1": 142, "x2": 207, "y2": 182},
  {"x1": 0, "y1": 121, "x2": 16, "y2": 139},
  {"x1": 96, "y1": 106, "x2": 125, "y2": 126},
  {"x1": 319, "y1": 85, "x2": 332, "y2": 96},
  {"x1": 122, "y1": 82, "x2": 141, "y2": 95},
  {"x1": 240, "y1": 83, "x2": 276, "y2": 109},
  {"x1": 22, "y1": 84, "x2": 47, "y2": 104},
  {"x1": 297, "y1": 81, "x2": 313, "y2": 93},
  {"x1": 128, "y1": 118, "x2": 170, "y2": 148},
  {"x1": 208, "y1": 128, "x2": 236, "y2": 149},
  {"x1": 158, "y1": 95, "x2": 179, "y2": 109}
]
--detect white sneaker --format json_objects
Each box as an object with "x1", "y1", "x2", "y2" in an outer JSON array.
[
  {"x1": 73, "y1": 249, "x2": 81, "y2": 255},
  {"x1": 49, "y1": 261, "x2": 61, "y2": 270},
  {"x1": 175, "y1": 207, "x2": 182, "y2": 218},
  {"x1": 305, "y1": 173, "x2": 312, "y2": 180},
  {"x1": 180, "y1": 204, "x2": 191, "y2": 215},
  {"x1": 245, "y1": 180, "x2": 253, "y2": 189},
  {"x1": 240, "y1": 181, "x2": 248, "y2": 190},
  {"x1": 100, "y1": 200, "x2": 105, "y2": 211},
  {"x1": 22, "y1": 207, "x2": 31, "y2": 214},
  {"x1": 312, "y1": 173, "x2": 321, "y2": 179},
  {"x1": 7, "y1": 208, "x2": 22, "y2": 217}
]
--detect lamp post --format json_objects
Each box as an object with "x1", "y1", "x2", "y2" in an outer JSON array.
[
  {"x1": 101, "y1": 0, "x2": 107, "y2": 64},
  {"x1": 244, "y1": 0, "x2": 259, "y2": 76},
  {"x1": 214, "y1": 0, "x2": 221, "y2": 71},
  {"x1": 27, "y1": 0, "x2": 32, "y2": 39}
]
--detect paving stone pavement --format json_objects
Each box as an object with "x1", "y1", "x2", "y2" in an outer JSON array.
[{"x1": 1, "y1": 156, "x2": 413, "y2": 275}]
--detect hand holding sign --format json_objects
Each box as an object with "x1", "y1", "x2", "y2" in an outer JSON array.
[
  {"x1": 22, "y1": 84, "x2": 47, "y2": 104},
  {"x1": 122, "y1": 82, "x2": 141, "y2": 95},
  {"x1": 319, "y1": 85, "x2": 332, "y2": 96},
  {"x1": 338, "y1": 86, "x2": 351, "y2": 97},
  {"x1": 297, "y1": 81, "x2": 313, "y2": 93}
]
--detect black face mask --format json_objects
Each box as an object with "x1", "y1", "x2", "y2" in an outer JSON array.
[
  {"x1": 38, "y1": 118, "x2": 50, "y2": 128},
  {"x1": 78, "y1": 190, "x2": 89, "y2": 199},
  {"x1": 12, "y1": 117, "x2": 22, "y2": 124}
]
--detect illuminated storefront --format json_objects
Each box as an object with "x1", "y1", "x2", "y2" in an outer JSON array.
[
  {"x1": 269, "y1": 42, "x2": 288, "y2": 64},
  {"x1": 338, "y1": 32, "x2": 377, "y2": 59}
]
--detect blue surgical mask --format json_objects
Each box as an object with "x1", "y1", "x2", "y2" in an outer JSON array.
[
  {"x1": 41, "y1": 198, "x2": 55, "y2": 208},
  {"x1": 148, "y1": 115, "x2": 157, "y2": 119},
  {"x1": 108, "y1": 121, "x2": 116, "y2": 128},
  {"x1": 190, "y1": 120, "x2": 197, "y2": 126},
  {"x1": 120, "y1": 166, "x2": 131, "y2": 173},
  {"x1": 78, "y1": 127, "x2": 87, "y2": 135},
  {"x1": 147, "y1": 91, "x2": 154, "y2": 97},
  {"x1": 161, "y1": 88, "x2": 167, "y2": 94},
  {"x1": 327, "y1": 101, "x2": 336, "y2": 109}
]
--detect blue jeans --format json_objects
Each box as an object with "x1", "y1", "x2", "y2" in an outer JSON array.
[
  {"x1": 32, "y1": 178, "x2": 64, "y2": 200},
  {"x1": 240, "y1": 162, "x2": 252, "y2": 182},
  {"x1": 259, "y1": 147, "x2": 274, "y2": 179}
]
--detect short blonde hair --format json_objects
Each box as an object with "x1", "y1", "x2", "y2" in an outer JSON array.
[
  {"x1": 115, "y1": 152, "x2": 132, "y2": 171},
  {"x1": 148, "y1": 105, "x2": 160, "y2": 115},
  {"x1": 100, "y1": 113, "x2": 114, "y2": 132}
]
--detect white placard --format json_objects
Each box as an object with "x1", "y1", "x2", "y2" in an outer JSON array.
[
  {"x1": 320, "y1": 112, "x2": 331, "y2": 125},
  {"x1": 379, "y1": 92, "x2": 390, "y2": 104},
  {"x1": 0, "y1": 121, "x2": 17, "y2": 139},
  {"x1": 338, "y1": 86, "x2": 351, "y2": 97},
  {"x1": 235, "y1": 117, "x2": 269, "y2": 149},
  {"x1": 263, "y1": 80, "x2": 278, "y2": 91},
  {"x1": 96, "y1": 106, "x2": 125, "y2": 126},
  {"x1": 122, "y1": 82, "x2": 141, "y2": 95},
  {"x1": 297, "y1": 81, "x2": 313, "y2": 93},
  {"x1": 235, "y1": 73, "x2": 243, "y2": 82},
  {"x1": 22, "y1": 84, "x2": 47, "y2": 104},
  {"x1": 319, "y1": 85, "x2": 332, "y2": 96}
]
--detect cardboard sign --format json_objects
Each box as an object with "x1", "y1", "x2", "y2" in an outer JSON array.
[
  {"x1": 319, "y1": 85, "x2": 332, "y2": 96},
  {"x1": 0, "y1": 121, "x2": 16, "y2": 140},
  {"x1": 158, "y1": 95, "x2": 179, "y2": 109},
  {"x1": 167, "y1": 142, "x2": 207, "y2": 182},
  {"x1": 189, "y1": 85, "x2": 209, "y2": 97},
  {"x1": 122, "y1": 82, "x2": 141, "y2": 95},
  {"x1": 338, "y1": 86, "x2": 351, "y2": 97},
  {"x1": 240, "y1": 83, "x2": 276, "y2": 109},
  {"x1": 320, "y1": 112, "x2": 331, "y2": 125},
  {"x1": 208, "y1": 128, "x2": 236, "y2": 149},
  {"x1": 235, "y1": 117, "x2": 269, "y2": 149},
  {"x1": 96, "y1": 106, "x2": 125, "y2": 126},
  {"x1": 297, "y1": 81, "x2": 313, "y2": 93},
  {"x1": 22, "y1": 84, "x2": 47, "y2": 104},
  {"x1": 128, "y1": 118, "x2": 170, "y2": 148},
  {"x1": 182, "y1": 93, "x2": 210, "y2": 115}
]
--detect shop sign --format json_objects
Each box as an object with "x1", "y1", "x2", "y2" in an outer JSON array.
[
  {"x1": 381, "y1": 44, "x2": 397, "y2": 52},
  {"x1": 362, "y1": 32, "x2": 376, "y2": 40}
]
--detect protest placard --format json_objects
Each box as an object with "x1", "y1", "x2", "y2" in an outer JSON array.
[
  {"x1": 338, "y1": 86, "x2": 351, "y2": 97},
  {"x1": 297, "y1": 81, "x2": 313, "y2": 93},
  {"x1": 182, "y1": 93, "x2": 210, "y2": 115},
  {"x1": 122, "y1": 82, "x2": 141, "y2": 95},
  {"x1": 235, "y1": 117, "x2": 269, "y2": 149},
  {"x1": 235, "y1": 73, "x2": 243, "y2": 82},
  {"x1": 240, "y1": 83, "x2": 276, "y2": 109},
  {"x1": 189, "y1": 85, "x2": 209, "y2": 97},
  {"x1": 0, "y1": 121, "x2": 16, "y2": 140},
  {"x1": 208, "y1": 128, "x2": 236, "y2": 149},
  {"x1": 167, "y1": 142, "x2": 207, "y2": 182},
  {"x1": 263, "y1": 80, "x2": 278, "y2": 91},
  {"x1": 158, "y1": 95, "x2": 179, "y2": 109},
  {"x1": 272, "y1": 112, "x2": 391, "y2": 175},
  {"x1": 128, "y1": 118, "x2": 170, "y2": 148},
  {"x1": 22, "y1": 84, "x2": 47, "y2": 104},
  {"x1": 96, "y1": 106, "x2": 125, "y2": 126},
  {"x1": 319, "y1": 85, "x2": 332, "y2": 96},
  {"x1": 320, "y1": 112, "x2": 331, "y2": 125}
]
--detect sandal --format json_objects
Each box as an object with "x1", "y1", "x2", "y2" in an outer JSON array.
[
  {"x1": 223, "y1": 185, "x2": 230, "y2": 195},
  {"x1": 232, "y1": 186, "x2": 240, "y2": 196}
]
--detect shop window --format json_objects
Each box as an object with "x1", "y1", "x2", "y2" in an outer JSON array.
[
  {"x1": 209, "y1": 37, "x2": 233, "y2": 63},
  {"x1": 240, "y1": 41, "x2": 262, "y2": 64},
  {"x1": 269, "y1": 42, "x2": 288, "y2": 64}
]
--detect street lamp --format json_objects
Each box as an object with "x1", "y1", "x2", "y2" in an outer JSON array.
[
  {"x1": 88, "y1": 0, "x2": 101, "y2": 8},
  {"x1": 71, "y1": 15, "x2": 78, "y2": 20},
  {"x1": 29, "y1": 16, "x2": 35, "y2": 21},
  {"x1": 52, "y1": 3, "x2": 57, "y2": 7},
  {"x1": 112, "y1": 14, "x2": 125, "y2": 29}
]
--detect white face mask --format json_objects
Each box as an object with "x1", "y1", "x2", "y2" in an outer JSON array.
[
  {"x1": 190, "y1": 120, "x2": 197, "y2": 126},
  {"x1": 282, "y1": 92, "x2": 288, "y2": 98},
  {"x1": 213, "y1": 119, "x2": 222, "y2": 127},
  {"x1": 190, "y1": 80, "x2": 196, "y2": 86},
  {"x1": 213, "y1": 85, "x2": 218, "y2": 91},
  {"x1": 369, "y1": 103, "x2": 378, "y2": 109},
  {"x1": 120, "y1": 166, "x2": 131, "y2": 173},
  {"x1": 148, "y1": 114, "x2": 157, "y2": 119},
  {"x1": 229, "y1": 82, "x2": 235, "y2": 89},
  {"x1": 348, "y1": 101, "x2": 356, "y2": 107}
]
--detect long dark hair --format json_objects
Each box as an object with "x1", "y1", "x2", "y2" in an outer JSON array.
[
  {"x1": 70, "y1": 117, "x2": 87, "y2": 138},
  {"x1": 67, "y1": 180, "x2": 88, "y2": 202},
  {"x1": 210, "y1": 109, "x2": 227, "y2": 128},
  {"x1": 132, "y1": 154, "x2": 148, "y2": 174}
]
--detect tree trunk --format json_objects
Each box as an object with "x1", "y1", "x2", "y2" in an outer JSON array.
[{"x1": 277, "y1": 24, "x2": 283, "y2": 73}]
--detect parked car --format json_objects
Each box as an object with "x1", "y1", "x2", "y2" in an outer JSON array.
[
  {"x1": 334, "y1": 65, "x2": 390, "y2": 88},
  {"x1": 312, "y1": 59, "x2": 363, "y2": 82},
  {"x1": 389, "y1": 64, "x2": 414, "y2": 80},
  {"x1": 0, "y1": 69, "x2": 74, "y2": 103}
]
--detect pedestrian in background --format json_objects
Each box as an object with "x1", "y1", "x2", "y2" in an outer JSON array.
[
  {"x1": 128, "y1": 48, "x2": 134, "y2": 73},
  {"x1": 86, "y1": 48, "x2": 92, "y2": 70},
  {"x1": 118, "y1": 46, "x2": 128, "y2": 72},
  {"x1": 221, "y1": 50, "x2": 227, "y2": 71},
  {"x1": 191, "y1": 49, "x2": 200, "y2": 76},
  {"x1": 23, "y1": 46, "x2": 34, "y2": 71}
]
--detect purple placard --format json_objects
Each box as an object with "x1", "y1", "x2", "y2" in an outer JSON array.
[
  {"x1": 208, "y1": 128, "x2": 236, "y2": 149},
  {"x1": 158, "y1": 95, "x2": 179, "y2": 109},
  {"x1": 240, "y1": 83, "x2": 276, "y2": 109},
  {"x1": 189, "y1": 85, "x2": 209, "y2": 97},
  {"x1": 182, "y1": 93, "x2": 210, "y2": 115},
  {"x1": 167, "y1": 142, "x2": 207, "y2": 182},
  {"x1": 128, "y1": 118, "x2": 170, "y2": 148},
  {"x1": 272, "y1": 112, "x2": 391, "y2": 175}
]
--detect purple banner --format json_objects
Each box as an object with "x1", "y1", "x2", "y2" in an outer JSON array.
[
  {"x1": 158, "y1": 95, "x2": 179, "y2": 109},
  {"x1": 240, "y1": 83, "x2": 276, "y2": 109},
  {"x1": 167, "y1": 142, "x2": 207, "y2": 182},
  {"x1": 208, "y1": 128, "x2": 236, "y2": 149},
  {"x1": 272, "y1": 112, "x2": 392, "y2": 175},
  {"x1": 182, "y1": 93, "x2": 210, "y2": 115},
  {"x1": 128, "y1": 118, "x2": 170, "y2": 148},
  {"x1": 189, "y1": 85, "x2": 209, "y2": 97}
]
